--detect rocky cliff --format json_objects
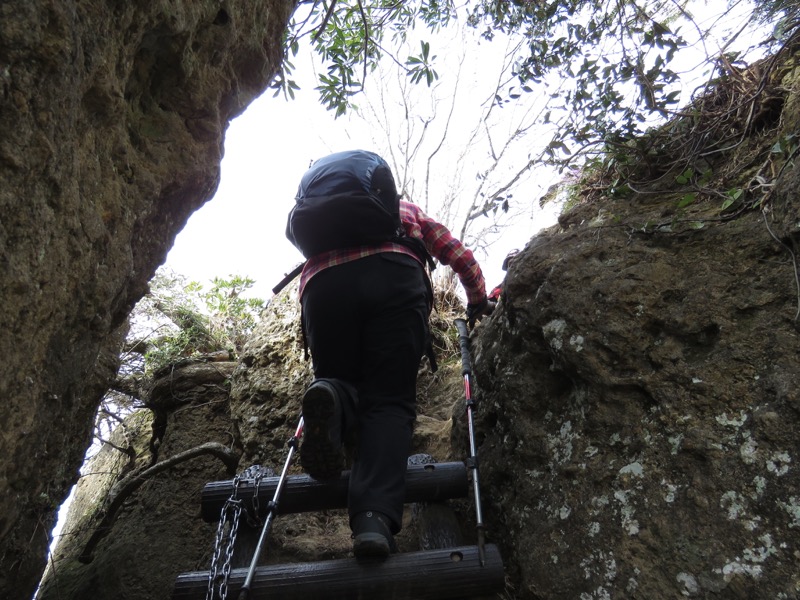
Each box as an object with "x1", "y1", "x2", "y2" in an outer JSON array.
[
  {"x1": 37, "y1": 359, "x2": 240, "y2": 599},
  {"x1": 475, "y1": 182, "x2": 800, "y2": 597},
  {"x1": 43, "y1": 144, "x2": 800, "y2": 598},
  {"x1": 0, "y1": 2, "x2": 293, "y2": 598}
]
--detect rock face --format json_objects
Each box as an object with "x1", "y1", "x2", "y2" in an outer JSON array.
[
  {"x1": 37, "y1": 360, "x2": 239, "y2": 600},
  {"x1": 0, "y1": 1, "x2": 293, "y2": 598},
  {"x1": 473, "y1": 162, "x2": 800, "y2": 596}
]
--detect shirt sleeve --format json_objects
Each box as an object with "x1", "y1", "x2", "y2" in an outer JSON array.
[{"x1": 401, "y1": 201, "x2": 487, "y2": 305}]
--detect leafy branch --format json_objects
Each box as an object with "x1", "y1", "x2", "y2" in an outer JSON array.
[
  {"x1": 85, "y1": 270, "x2": 264, "y2": 478},
  {"x1": 271, "y1": 0, "x2": 798, "y2": 167}
]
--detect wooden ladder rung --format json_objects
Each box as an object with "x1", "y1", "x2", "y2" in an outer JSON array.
[
  {"x1": 201, "y1": 461, "x2": 469, "y2": 521},
  {"x1": 173, "y1": 544, "x2": 504, "y2": 600}
]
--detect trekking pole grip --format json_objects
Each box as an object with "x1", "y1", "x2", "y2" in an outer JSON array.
[{"x1": 454, "y1": 318, "x2": 472, "y2": 376}]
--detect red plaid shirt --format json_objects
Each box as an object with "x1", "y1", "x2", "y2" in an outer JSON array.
[{"x1": 299, "y1": 200, "x2": 487, "y2": 304}]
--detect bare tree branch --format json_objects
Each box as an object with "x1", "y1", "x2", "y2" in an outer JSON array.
[
  {"x1": 312, "y1": 0, "x2": 338, "y2": 42},
  {"x1": 92, "y1": 433, "x2": 135, "y2": 460},
  {"x1": 108, "y1": 376, "x2": 143, "y2": 400},
  {"x1": 78, "y1": 442, "x2": 240, "y2": 563},
  {"x1": 357, "y1": 0, "x2": 370, "y2": 87}
]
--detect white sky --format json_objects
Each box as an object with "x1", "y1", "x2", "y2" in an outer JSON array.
[{"x1": 165, "y1": 93, "x2": 556, "y2": 299}]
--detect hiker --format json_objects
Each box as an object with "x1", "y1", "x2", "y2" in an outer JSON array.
[{"x1": 286, "y1": 150, "x2": 491, "y2": 560}]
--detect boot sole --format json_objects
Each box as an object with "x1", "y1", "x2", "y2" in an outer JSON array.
[
  {"x1": 353, "y1": 533, "x2": 391, "y2": 559},
  {"x1": 300, "y1": 385, "x2": 343, "y2": 481}
]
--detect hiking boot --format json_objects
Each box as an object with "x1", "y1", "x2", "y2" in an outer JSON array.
[
  {"x1": 300, "y1": 380, "x2": 344, "y2": 481},
  {"x1": 351, "y1": 511, "x2": 397, "y2": 560}
]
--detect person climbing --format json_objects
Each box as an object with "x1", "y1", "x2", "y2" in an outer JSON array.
[{"x1": 285, "y1": 150, "x2": 491, "y2": 560}]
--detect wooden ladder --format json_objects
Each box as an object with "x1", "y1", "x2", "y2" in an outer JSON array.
[{"x1": 172, "y1": 461, "x2": 504, "y2": 599}]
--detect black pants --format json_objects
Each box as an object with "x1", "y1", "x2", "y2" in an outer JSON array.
[{"x1": 301, "y1": 252, "x2": 431, "y2": 532}]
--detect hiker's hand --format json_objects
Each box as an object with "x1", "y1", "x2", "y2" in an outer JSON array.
[{"x1": 466, "y1": 297, "x2": 492, "y2": 328}]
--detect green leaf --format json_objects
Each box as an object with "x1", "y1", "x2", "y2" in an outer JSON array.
[
  {"x1": 677, "y1": 193, "x2": 696, "y2": 208},
  {"x1": 547, "y1": 140, "x2": 570, "y2": 155},
  {"x1": 675, "y1": 168, "x2": 693, "y2": 185}
]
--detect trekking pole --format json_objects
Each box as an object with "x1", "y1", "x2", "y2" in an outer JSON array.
[
  {"x1": 271, "y1": 261, "x2": 306, "y2": 296},
  {"x1": 238, "y1": 417, "x2": 304, "y2": 600},
  {"x1": 454, "y1": 318, "x2": 486, "y2": 567}
]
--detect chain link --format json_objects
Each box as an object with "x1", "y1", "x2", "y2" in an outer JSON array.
[{"x1": 246, "y1": 465, "x2": 274, "y2": 528}]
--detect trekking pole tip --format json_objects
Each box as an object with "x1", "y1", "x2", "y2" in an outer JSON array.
[{"x1": 477, "y1": 526, "x2": 487, "y2": 567}]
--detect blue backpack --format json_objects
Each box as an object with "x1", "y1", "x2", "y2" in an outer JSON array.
[
  {"x1": 281, "y1": 150, "x2": 438, "y2": 370},
  {"x1": 286, "y1": 150, "x2": 403, "y2": 258}
]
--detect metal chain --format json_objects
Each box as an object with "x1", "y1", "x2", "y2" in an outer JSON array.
[
  {"x1": 217, "y1": 498, "x2": 242, "y2": 600},
  {"x1": 206, "y1": 474, "x2": 245, "y2": 600},
  {"x1": 205, "y1": 465, "x2": 274, "y2": 600}
]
